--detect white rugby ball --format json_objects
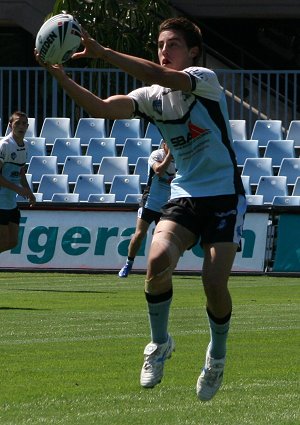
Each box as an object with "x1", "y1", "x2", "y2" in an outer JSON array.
[{"x1": 35, "y1": 14, "x2": 82, "y2": 64}]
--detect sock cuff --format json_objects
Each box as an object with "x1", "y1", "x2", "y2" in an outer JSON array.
[
  {"x1": 206, "y1": 308, "x2": 232, "y2": 325},
  {"x1": 145, "y1": 288, "x2": 173, "y2": 304}
]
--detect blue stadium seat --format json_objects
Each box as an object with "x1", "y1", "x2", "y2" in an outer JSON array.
[
  {"x1": 74, "y1": 118, "x2": 107, "y2": 146},
  {"x1": 245, "y1": 194, "x2": 264, "y2": 205},
  {"x1": 98, "y1": 156, "x2": 129, "y2": 184},
  {"x1": 134, "y1": 157, "x2": 149, "y2": 185},
  {"x1": 255, "y1": 176, "x2": 288, "y2": 204},
  {"x1": 86, "y1": 138, "x2": 116, "y2": 165},
  {"x1": 109, "y1": 175, "x2": 141, "y2": 202},
  {"x1": 292, "y1": 177, "x2": 300, "y2": 196},
  {"x1": 87, "y1": 194, "x2": 116, "y2": 203},
  {"x1": 27, "y1": 155, "x2": 58, "y2": 184},
  {"x1": 242, "y1": 157, "x2": 273, "y2": 186},
  {"x1": 278, "y1": 158, "x2": 300, "y2": 190},
  {"x1": 25, "y1": 137, "x2": 46, "y2": 163},
  {"x1": 229, "y1": 119, "x2": 247, "y2": 141},
  {"x1": 286, "y1": 120, "x2": 300, "y2": 148},
  {"x1": 73, "y1": 174, "x2": 105, "y2": 201},
  {"x1": 50, "y1": 138, "x2": 81, "y2": 164},
  {"x1": 124, "y1": 193, "x2": 143, "y2": 203},
  {"x1": 250, "y1": 120, "x2": 283, "y2": 148},
  {"x1": 144, "y1": 122, "x2": 163, "y2": 147},
  {"x1": 233, "y1": 140, "x2": 259, "y2": 167},
  {"x1": 263, "y1": 140, "x2": 295, "y2": 169},
  {"x1": 272, "y1": 195, "x2": 300, "y2": 206},
  {"x1": 121, "y1": 138, "x2": 152, "y2": 167},
  {"x1": 39, "y1": 117, "x2": 72, "y2": 146},
  {"x1": 37, "y1": 174, "x2": 69, "y2": 201},
  {"x1": 241, "y1": 175, "x2": 251, "y2": 195},
  {"x1": 51, "y1": 193, "x2": 80, "y2": 203},
  {"x1": 109, "y1": 118, "x2": 141, "y2": 147},
  {"x1": 62, "y1": 156, "x2": 93, "y2": 184}
]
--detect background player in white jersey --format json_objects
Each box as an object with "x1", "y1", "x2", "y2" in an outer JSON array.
[
  {"x1": 0, "y1": 111, "x2": 36, "y2": 253},
  {"x1": 119, "y1": 142, "x2": 175, "y2": 278},
  {"x1": 36, "y1": 17, "x2": 246, "y2": 401}
]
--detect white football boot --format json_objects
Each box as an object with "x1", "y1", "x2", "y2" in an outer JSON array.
[{"x1": 140, "y1": 334, "x2": 175, "y2": 388}]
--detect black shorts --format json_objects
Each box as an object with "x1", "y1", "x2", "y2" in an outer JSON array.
[
  {"x1": 160, "y1": 195, "x2": 246, "y2": 247},
  {"x1": 0, "y1": 207, "x2": 21, "y2": 225},
  {"x1": 138, "y1": 206, "x2": 162, "y2": 225}
]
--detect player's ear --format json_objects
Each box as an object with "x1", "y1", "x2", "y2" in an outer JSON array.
[{"x1": 189, "y1": 46, "x2": 199, "y2": 59}]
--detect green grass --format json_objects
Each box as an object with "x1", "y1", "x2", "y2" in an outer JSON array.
[{"x1": 0, "y1": 273, "x2": 299, "y2": 425}]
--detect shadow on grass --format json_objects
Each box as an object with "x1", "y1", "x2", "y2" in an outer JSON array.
[
  {"x1": 6, "y1": 288, "x2": 117, "y2": 294},
  {"x1": 0, "y1": 306, "x2": 47, "y2": 310}
]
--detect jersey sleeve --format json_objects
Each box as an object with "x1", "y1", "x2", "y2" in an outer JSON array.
[{"x1": 184, "y1": 67, "x2": 223, "y2": 101}]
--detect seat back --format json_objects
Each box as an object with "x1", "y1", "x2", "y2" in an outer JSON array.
[
  {"x1": 246, "y1": 194, "x2": 264, "y2": 205},
  {"x1": 86, "y1": 138, "x2": 116, "y2": 165},
  {"x1": 25, "y1": 137, "x2": 46, "y2": 163},
  {"x1": 241, "y1": 175, "x2": 251, "y2": 195},
  {"x1": 37, "y1": 174, "x2": 69, "y2": 201},
  {"x1": 40, "y1": 117, "x2": 72, "y2": 145},
  {"x1": 292, "y1": 177, "x2": 300, "y2": 196},
  {"x1": 74, "y1": 118, "x2": 107, "y2": 146},
  {"x1": 134, "y1": 157, "x2": 149, "y2": 185},
  {"x1": 51, "y1": 193, "x2": 80, "y2": 203},
  {"x1": 98, "y1": 157, "x2": 129, "y2": 184},
  {"x1": 50, "y1": 138, "x2": 81, "y2": 164},
  {"x1": 286, "y1": 120, "x2": 300, "y2": 147},
  {"x1": 255, "y1": 176, "x2": 288, "y2": 203},
  {"x1": 272, "y1": 195, "x2": 300, "y2": 206},
  {"x1": 229, "y1": 119, "x2": 247, "y2": 140},
  {"x1": 121, "y1": 138, "x2": 152, "y2": 166},
  {"x1": 233, "y1": 140, "x2": 259, "y2": 167},
  {"x1": 88, "y1": 194, "x2": 116, "y2": 203},
  {"x1": 242, "y1": 157, "x2": 273, "y2": 185},
  {"x1": 27, "y1": 155, "x2": 58, "y2": 184},
  {"x1": 109, "y1": 119, "x2": 141, "y2": 146},
  {"x1": 250, "y1": 120, "x2": 283, "y2": 147},
  {"x1": 124, "y1": 193, "x2": 143, "y2": 203},
  {"x1": 263, "y1": 140, "x2": 295, "y2": 167},
  {"x1": 278, "y1": 158, "x2": 300, "y2": 185},
  {"x1": 144, "y1": 122, "x2": 163, "y2": 147},
  {"x1": 62, "y1": 156, "x2": 93, "y2": 184},
  {"x1": 109, "y1": 174, "x2": 141, "y2": 202},
  {"x1": 73, "y1": 174, "x2": 105, "y2": 201}
]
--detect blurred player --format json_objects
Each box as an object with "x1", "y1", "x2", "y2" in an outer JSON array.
[
  {"x1": 119, "y1": 141, "x2": 175, "y2": 277},
  {"x1": 0, "y1": 111, "x2": 36, "y2": 253}
]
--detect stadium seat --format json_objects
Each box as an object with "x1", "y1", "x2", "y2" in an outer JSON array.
[
  {"x1": 50, "y1": 138, "x2": 81, "y2": 164},
  {"x1": 121, "y1": 138, "x2": 152, "y2": 167},
  {"x1": 27, "y1": 155, "x2": 58, "y2": 184},
  {"x1": 229, "y1": 119, "x2": 247, "y2": 141},
  {"x1": 51, "y1": 193, "x2": 80, "y2": 203},
  {"x1": 109, "y1": 175, "x2": 141, "y2": 202},
  {"x1": 272, "y1": 195, "x2": 300, "y2": 206},
  {"x1": 86, "y1": 138, "x2": 116, "y2": 165},
  {"x1": 73, "y1": 174, "x2": 105, "y2": 201},
  {"x1": 62, "y1": 156, "x2": 93, "y2": 184},
  {"x1": 242, "y1": 157, "x2": 273, "y2": 186},
  {"x1": 241, "y1": 175, "x2": 251, "y2": 195},
  {"x1": 5, "y1": 117, "x2": 37, "y2": 138},
  {"x1": 37, "y1": 174, "x2": 69, "y2": 201},
  {"x1": 109, "y1": 118, "x2": 141, "y2": 146},
  {"x1": 263, "y1": 140, "x2": 295, "y2": 169},
  {"x1": 39, "y1": 117, "x2": 72, "y2": 145},
  {"x1": 98, "y1": 156, "x2": 129, "y2": 184},
  {"x1": 25, "y1": 137, "x2": 46, "y2": 163},
  {"x1": 124, "y1": 193, "x2": 143, "y2": 203},
  {"x1": 250, "y1": 120, "x2": 283, "y2": 148},
  {"x1": 286, "y1": 120, "x2": 300, "y2": 148},
  {"x1": 255, "y1": 176, "x2": 288, "y2": 204},
  {"x1": 134, "y1": 157, "x2": 149, "y2": 185},
  {"x1": 74, "y1": 118, "x2": 107, "y2": 146},
  {"x1": 292, "y1": 177, "x2": 300, "y2": 196},
  {"x1": 233, "y1": 140, "x2": 259, "y2": 167},
  {"x1": 16, "y1": 192, "x2": 43, "y2": 203},
  {"x1": 144, "y1": 122, "x2": 163, "y2": 147},
  {"x1": 87, "y1": 193, "x2": 116, "y2": 203},
  {"x1": 278, "y1": 158, "x2": 300, "y2": 189},
  {"x1": 245, "y1": 194, "x2": 264, "y2": 205}
]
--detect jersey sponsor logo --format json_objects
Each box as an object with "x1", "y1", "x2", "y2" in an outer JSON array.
[
  {"x1": 171, "y1": 122, "x2": 211, "y2": 149},
  {"x1": 11, "y1": 152, "x2": 17, "y2": 160}
]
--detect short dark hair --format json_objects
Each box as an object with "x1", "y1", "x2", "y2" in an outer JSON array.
[
  {"x1": 159, "y1": 17, "x2": 202, "y2": 65},
  {"x1": 9, "y1": 111, "x2": 28, "y2": 124}
]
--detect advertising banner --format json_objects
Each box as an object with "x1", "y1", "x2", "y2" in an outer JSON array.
[
  {"x1": 273, "y1": 214, "x2": 300, "y2": 272},
  {"x1": 0, "y1": 210, "x2": 269, "y2": 272}
]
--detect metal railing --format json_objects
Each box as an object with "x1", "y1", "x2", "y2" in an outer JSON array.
[{"x1": 1, "y1": 67, "x2": 299, "y2": 136}]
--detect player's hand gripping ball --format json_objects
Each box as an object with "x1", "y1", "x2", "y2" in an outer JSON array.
[{"x1": 35, "y1": 14, "x2": 82, "y2": 64}]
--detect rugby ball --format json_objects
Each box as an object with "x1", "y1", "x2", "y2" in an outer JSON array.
[{"x1": 35, "y1": 14, "x2": 82, "y2": 64}]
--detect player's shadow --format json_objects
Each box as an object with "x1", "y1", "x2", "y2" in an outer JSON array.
[
  {"x1": 8, "y1": 288, "x2": 115, "y2": 294},
  {"x1": 0, "y1": 306, "x2": 46, "y2": 311}
]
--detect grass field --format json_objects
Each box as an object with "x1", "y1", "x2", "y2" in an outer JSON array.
[{"x1": 0, "y1": 273, "x2": 299, "y2": 425}]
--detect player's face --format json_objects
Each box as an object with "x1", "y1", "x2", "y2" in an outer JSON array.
[
  {"x1": 10, "y1": 116, "x2": 29, "y2": 139},
  {"x1": 158, "y1": 30, "x2": 196, "y2": 70}
]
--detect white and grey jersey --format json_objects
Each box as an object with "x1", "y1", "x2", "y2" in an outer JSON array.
[{"x1": 128, "y1": 67, "x2": 244, "y2": 199}]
